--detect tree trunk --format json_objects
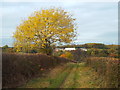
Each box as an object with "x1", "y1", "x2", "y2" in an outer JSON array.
[{"x1": 45, "y1": 39, "x2": 53, "y2": 55}]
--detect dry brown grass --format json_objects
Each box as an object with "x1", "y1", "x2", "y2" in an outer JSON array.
[{"x1": 85, "y1": 57, "x2": 120, "y2": 88}]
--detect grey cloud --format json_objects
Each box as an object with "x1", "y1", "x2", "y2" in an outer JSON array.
[{"x1": 1, "y1": 2, "x2": 118, "y2": 46}]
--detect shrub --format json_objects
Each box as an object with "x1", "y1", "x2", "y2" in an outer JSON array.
[
  {"x1": 2, "y1": 53, "x2": 69, "y2": 88},
  {"x1": 60, "y1": 54, "x2": 66, "y2": 58},
  {"x1": 71, "y1": 49, "x2": 88, "y2": 62},
  {"x1": 60, "y1": 51, "x2": 74, "y2": 60},
  {"x1": 85, "y1": 57, "x2": 119, "y2": 88},
  {"x1": 53, "y1": 50, "x2": 64, "y2": 56}
]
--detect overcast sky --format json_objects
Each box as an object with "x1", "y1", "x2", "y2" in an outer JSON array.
[{"x1": 0, "y1": 1, "x2": 118, "y2": 46}]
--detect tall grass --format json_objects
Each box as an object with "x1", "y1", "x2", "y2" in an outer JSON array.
[
  {"x1": 2, "y1": 53, "x2": 69, "y2": 88},
  {"x1": 85, "y1": 57, "x2": 120, "y2": 88}
]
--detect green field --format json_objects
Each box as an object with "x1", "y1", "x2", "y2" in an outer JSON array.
[{"x1": 21, "y1": 63, "x2": 103, "y2": 88}]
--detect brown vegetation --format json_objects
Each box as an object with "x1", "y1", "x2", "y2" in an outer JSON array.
[
  {"x1": 85, "y1": 57, "x2": 120, "y2": 88},
  {"x1": 2, "y1": 53, "x2": 69, "y2": 88}
]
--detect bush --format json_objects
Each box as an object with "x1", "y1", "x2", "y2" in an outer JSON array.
[
  {"x1": 71, "y1": 49, "x2": 88, "y2": 62},
  {"x1": 2, "y1": 53, "x2": 69, "y2": 88},
  {"x1": 85, "y1": 57, "x2": 119, "y2": 88},
  {"x1": 60, "y1": 51, "x2": 74, "y2": 60},
  {"x1": 53, "y1": 50, "x2": 64, "y2": 56}
]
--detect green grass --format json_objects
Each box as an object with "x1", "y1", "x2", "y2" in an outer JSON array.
[
  {"x1": 20, "y1": 63, "x2": 103, "y2": 88},
  {"x1": 48, "y1": 65, "x2": 72, "y2": 88},
  {"x1": 20, "y1": 63, "x2": 73, "y2": 88}
]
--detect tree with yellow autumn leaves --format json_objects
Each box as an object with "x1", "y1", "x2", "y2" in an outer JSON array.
[{"x1": 13, "y1": 8, "x2": 76, "y2": 55}]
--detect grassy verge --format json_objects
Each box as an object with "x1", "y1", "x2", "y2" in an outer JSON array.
[
  {"x1": 21, "y1": 63, "x2": 104, "y2": 88},
  {"x1": 74, "y1": 63, "x2": 102, "y2": 88},
  {"x1": 20, "y1": 63, "x2": 73, "y2": 88},
  {"x1": 60, "y1": 63, "x2": 103, "y2": 88},
  {"x1": 60, "y1": 63, "x2": 79, "y2": 88}
]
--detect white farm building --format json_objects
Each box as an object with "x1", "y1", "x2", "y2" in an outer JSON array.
[
  {"x1": 55, "y1": 47, "x2": 87, "y2": 52},
  {"x1": 65, "y1": 48, "x2": 76, "y2": 51}
]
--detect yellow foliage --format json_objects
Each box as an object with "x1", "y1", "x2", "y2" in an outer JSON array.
[{"x1": 13, "y1": 8, "x2": 76, "y2": 53}]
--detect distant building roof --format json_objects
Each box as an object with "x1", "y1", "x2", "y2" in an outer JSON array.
[{"x1": 65, "y1": 48, "x2": 76, "y2": 51}]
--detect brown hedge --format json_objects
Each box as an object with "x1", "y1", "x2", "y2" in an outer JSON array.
[
  {"x1": 85, "y1": 57, "x2": 120, "y2": 88},
  {"x1": 2, "y1": 53, "x2": 69, "y2": 88}
]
